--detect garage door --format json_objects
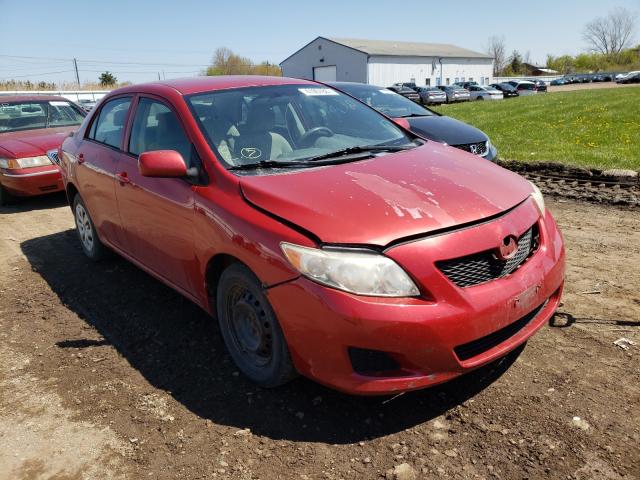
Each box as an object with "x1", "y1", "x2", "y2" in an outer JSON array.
[{"x1": 313, "y1": 65, "x2": 337, "y2": 82}]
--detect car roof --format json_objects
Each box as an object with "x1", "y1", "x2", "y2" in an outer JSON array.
[
  {"x1": 0, "y1": 94, "x2": 72, "y2": 103},
  {"x1": 110, "y1": 75, "x2": 316, "y2": 96}
]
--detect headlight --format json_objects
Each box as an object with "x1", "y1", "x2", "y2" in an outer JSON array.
[
  {"x1": 280, "y1": 243, "x2": 420, "y2": 297},
  {"x1": 529, "y1": 181, "x2": 545, "y2": 215},
  {"x1": 16, "y1": 155, "x2": 52, "y2": 168},
  {"x1": 0, "y1": 155, "x2": 52, "y2": 169}
]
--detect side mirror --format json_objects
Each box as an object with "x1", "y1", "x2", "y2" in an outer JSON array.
[
  {"x1": 392, "y1": 117, "x2": 411, "y2": 130},
  {"x1": 139, "y1": 150, "x2": 187, "y2": 178}
]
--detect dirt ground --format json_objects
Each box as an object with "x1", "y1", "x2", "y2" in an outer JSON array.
[{"x1": 0, "y1": 193, "x2": 638, "y2": 480}]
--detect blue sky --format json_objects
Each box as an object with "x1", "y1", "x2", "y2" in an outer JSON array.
[{"x1": 1, "y1": 0, "x2": 638, "y2": 85}]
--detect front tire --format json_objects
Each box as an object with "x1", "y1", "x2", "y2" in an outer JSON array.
[
  {"x1": 216, "y1": 263, "x2": 297, "y2": 387},
  {"x1": 73, "y1": 194, "x2": 106, "y2": 261}
]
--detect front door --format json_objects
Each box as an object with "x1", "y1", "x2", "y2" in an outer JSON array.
[{"x1": 114, "y1": 96, "x2": 197, "y2": 292}]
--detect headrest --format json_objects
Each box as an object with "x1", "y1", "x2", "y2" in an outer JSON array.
[
  {"x1": 155, "y1": 111, "x2": 180, "y2": 136},
  {"x1": 244, "y1": 100, "x2": 275, "y2": 133},
  {"x1": 112, "y1": 108, "x2": 128, "y2": 127}
]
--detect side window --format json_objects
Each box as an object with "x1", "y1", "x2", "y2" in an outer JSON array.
[
  {"x1": 128, "y1": 98, "x2": 192, "y2": 166},
  {"x1": 89, "y1": 97, "x2": 131, "y2": 149}
]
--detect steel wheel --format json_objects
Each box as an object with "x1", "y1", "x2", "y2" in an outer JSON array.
[
  {"x1": 226, "y1": 287, "x2": 273, "y2": 368},
  {"x1": 216, "y1": 263, "x2": 297, "y2": 387}
]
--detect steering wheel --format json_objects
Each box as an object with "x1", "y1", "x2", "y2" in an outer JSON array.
[{"x1": 298, "y1": 127, "x2": 334, "y2": 147}]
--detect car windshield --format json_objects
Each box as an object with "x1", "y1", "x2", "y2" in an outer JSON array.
[
  {"x1": 0, "y1": 100, "x2": 85, "y2": 133},
  {"x1": 187, "y1": 84, "x2": 416, "y2": 170},
  {"x1": 334, "y1": 84, "x2": 432, "y2": 118}
]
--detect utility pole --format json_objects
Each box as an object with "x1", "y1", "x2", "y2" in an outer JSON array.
[
  {"x1": 73, "y1": 58, "x2": 80, "y2": 88},
  {"x1": 158, "y1": 72, "x2": 161, "y2": 81}
]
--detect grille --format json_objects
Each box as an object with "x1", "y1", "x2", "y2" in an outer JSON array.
[
  {"x1": 453, "y1": 141, "x2": 488, "y2": 156},
  {"x1": 436, "y1": 225, "x2": 538, "y2": 288},
  {"x1": 47, "y1": 149, "x2": 60, "y2": 165},
  {"x1": 454, "y1": 299, "x2": 547, "y2": 361}
]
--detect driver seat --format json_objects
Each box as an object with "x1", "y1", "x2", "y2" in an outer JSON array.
[{"x1": 235, "y1": 100, "x2": 292, "y2": 164}]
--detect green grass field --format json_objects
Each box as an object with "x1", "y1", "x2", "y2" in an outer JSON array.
[{"x1": 430, "y1": 87, "x2": 640, "y2": 171}]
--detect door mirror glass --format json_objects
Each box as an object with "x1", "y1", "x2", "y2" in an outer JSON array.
[{"x1": 138, "y1": 150, "x2": 187, "y2": 178}]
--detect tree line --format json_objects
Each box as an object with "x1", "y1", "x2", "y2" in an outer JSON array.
[{"x1": 486, "y1": 7, "x2": 638, "y2": 76}]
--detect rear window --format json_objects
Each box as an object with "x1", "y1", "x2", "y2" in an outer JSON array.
[{"x1": 0, "y1": 100, "x2": 85, "y2": 133}]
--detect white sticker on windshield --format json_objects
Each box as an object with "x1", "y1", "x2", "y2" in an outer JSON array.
[
  {"x1": 50, "y1": 101, "x2": 69, "y2": 106},
  {"x1": 298, "y1": 88, "x2": 339, "y2": 96},
  {"x1": 379, "y1": 89, "x2": 395, "y2": 94}
]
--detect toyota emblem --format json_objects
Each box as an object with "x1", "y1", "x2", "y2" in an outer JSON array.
[
  {"x1": 240, "y1": 147, "x2": 262, "y2": 159},
  {"x1": 496, "y1": 235, "x2": 518, "y2": 260}
]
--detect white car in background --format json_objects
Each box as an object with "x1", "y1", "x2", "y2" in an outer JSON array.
[
  {"x1": 616, "y1": 71, "x2": 640, "y2": 83},
  {"x1": 468, "y1": 85, "x2": 504, "y2": 101},
  {"x1": 507, "y1": 80, "x2": 537, "y2": 96}
]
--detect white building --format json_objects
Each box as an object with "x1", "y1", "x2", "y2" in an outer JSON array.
[{"x1": 280, "y1": 37, "x2": 494, "y2": 87}]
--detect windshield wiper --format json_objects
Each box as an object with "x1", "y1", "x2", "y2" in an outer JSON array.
[
  {"x1": 227, "y1": 143, "x2": 417, "y2": 171},
  {"x1": 228, "y1": 160, "x2": 308, "y2": 170},
  {"x1": 304, "y1": 143, "x2": 415, "y2": 163},
  {"x1": 398, "y1": 113, "x2": 430, "y2": 118}
]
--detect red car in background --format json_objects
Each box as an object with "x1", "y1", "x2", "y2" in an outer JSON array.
[
  {"x1": 59, "y1": 76, "x2": 565, "y2": 395},
  {"x1": 0, "y1": 95, "x2": 86, "y2": 204}
]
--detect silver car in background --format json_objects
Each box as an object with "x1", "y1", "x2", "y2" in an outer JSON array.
[
  {"x1": 415, "y1": 86, "x2": 447, "y2": 105},
  {"x1": 436, "y1": 85, "x2": 471, "y2": 103},
  {"x1": 468, "y1": 85, "x2": 504, "y2": 101}
]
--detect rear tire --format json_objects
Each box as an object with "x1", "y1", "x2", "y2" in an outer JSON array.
[
  {"x1": 216, "y1": 263, "x2": 297, "y2": 387},
  {"x1": 73, "y1": 194, "x2": 106, "y2": 261}
]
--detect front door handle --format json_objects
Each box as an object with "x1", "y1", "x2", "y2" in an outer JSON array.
[{"x1": 115, "y1": 171, "x2": 130, "y2": 185}]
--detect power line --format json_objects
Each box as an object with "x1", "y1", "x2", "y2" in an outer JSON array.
[
  {"x1": 0, "y1": 70, "x2": 73, "y2": 80},
  {"x1": 0, "y1": 54, "x2": 208, "y2": 68}
]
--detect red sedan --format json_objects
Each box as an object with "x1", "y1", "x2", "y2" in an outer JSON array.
[
  {"x1": 0, "y1": 95, "x2": 86, "y2": 204},
  {"x1": 58, "y1": 76, "x2": 565, "y2": 395}
]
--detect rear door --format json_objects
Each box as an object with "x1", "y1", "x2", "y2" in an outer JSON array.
[
  {"x1": 77, "y1": 96, "x2": 133, "y2": 249},
  {"x1": 114, "y1": 95, "x2": 197, "y2": 292}
]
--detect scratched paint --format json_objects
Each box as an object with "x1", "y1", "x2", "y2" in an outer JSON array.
[{"x1": 346, "y1": 171, "x2": 457, "y2": 226}]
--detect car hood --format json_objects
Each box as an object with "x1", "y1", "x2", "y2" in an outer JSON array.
[
  {"x1": 239, "y1": 142, "x2": 531, "y2": 246},
  {"x1": 404, "y1": 115, "x2": 487, "y2": 146},
  {"x1": 0, "y1": 126, "x2": 75, "y2": 157}
]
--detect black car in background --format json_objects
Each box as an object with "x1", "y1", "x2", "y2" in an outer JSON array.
[
  {"x1": 387, "y1": 85, "x2": 421, "y2": 102},
  {"x1": 528, "y1": 79, "x2": 547, "y2": 92},
  {"x1": 489, "y1": 82, "x2": 519, "y2": 98},
  {"x1": 454, "y1": 81, "x2": 479, "y2": 89},
  {"x1": 392, "y1": 82, "x2": 418, "y2": 91},
  {"x1": 328, "y1": 82, "x2": 498, "y2": 162}
]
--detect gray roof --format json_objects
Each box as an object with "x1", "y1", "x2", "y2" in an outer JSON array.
[{"x1": 328, "y1": 37, "x2": 493, "y2": 59}]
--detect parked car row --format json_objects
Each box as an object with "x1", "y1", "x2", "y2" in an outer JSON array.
[
  {"x1": 390, "y1": 78, "x2": 549, "y2": 104},
  {"x1": 548, "y1": 71, "x2": 640, "y2": 85}
]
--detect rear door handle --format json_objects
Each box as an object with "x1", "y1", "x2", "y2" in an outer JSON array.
[
  {"x1": 115, "y1": 171, "x2": 130, "y2": 185},
  {"x1": 77, "y1": 153, "x2": 85, "y2": 164}
]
